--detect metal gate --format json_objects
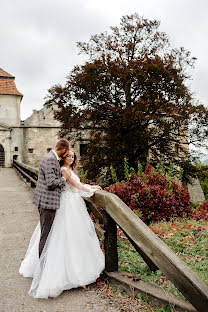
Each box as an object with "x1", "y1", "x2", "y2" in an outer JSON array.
[{"x1": 0, "y1": 144, "x2": 5, "y2": 167}]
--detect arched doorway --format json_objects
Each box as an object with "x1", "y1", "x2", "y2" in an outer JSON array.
[{"x1": 0, "y1": 144, "x2": 5, "y2": 167}]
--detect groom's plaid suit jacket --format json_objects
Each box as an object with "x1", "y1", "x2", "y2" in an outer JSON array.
[{"x1": 33, "y1": 150, "x2": 66, "y2": 210}]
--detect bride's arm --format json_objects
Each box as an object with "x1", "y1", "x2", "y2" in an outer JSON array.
[
  {"x1": 67, "y1": 174, "x2": 93, "y2": 192},
  {"x1": 62, "y1": 168, "x2": 101, "y2": 193}
]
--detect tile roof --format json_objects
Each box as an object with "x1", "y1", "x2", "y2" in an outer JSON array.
[
  {"x1": 0, "y1": 68, "x2": 14, "y2": 78},
  {"x1": 0, "y1": 68, "x2": 22, "y2": 96}
]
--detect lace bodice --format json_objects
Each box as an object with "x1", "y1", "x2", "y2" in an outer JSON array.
[
  {"x1": 62, "y1": 170, "x2": 80, "y2": 193},
  {"x1": 64, "y1": 180, "x2": 78, "y2": 193},
  {"x1": 61, "y1": 167, "x2": 94, "y2": 197}
]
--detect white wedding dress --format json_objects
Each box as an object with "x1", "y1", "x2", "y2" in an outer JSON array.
[{"x1": 19, "y1": 169, "x2": 105, "y2": 299}]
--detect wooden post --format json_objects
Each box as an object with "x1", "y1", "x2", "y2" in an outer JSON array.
[{"x1": 103, "y1": 211, "x2": 118, "y2": 272}]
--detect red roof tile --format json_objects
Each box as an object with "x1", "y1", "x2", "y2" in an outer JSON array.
[{"x1": 0, "y1": 68, "x2": 22, "y2": 96}]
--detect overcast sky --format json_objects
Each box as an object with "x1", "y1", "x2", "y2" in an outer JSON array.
[{"x1": 1, "y1": 0, "x2": 208, "y2": 122}]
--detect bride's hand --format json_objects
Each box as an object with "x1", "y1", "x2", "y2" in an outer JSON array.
[{"x1": 91, "y1": 185, "x2": 102, "y2": 191}]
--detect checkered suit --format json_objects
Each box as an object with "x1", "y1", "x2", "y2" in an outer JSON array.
[{"x1": 33, "y1": 150, "x2": 65, "y2": 210}]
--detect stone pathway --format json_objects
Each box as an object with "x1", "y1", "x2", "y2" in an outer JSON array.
[{"x1": 0, "y1": 168, "x2": 120, "y2": 312}]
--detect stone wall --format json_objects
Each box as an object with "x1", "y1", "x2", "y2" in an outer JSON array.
[
  {"x1": 0, "y1": 94, "x2": 21, "y2": 126},
  {"x1": 0, "y1": 128, "x2": 11, "y2": 167},
  {"x1": 22, "y1": 104, "x2": 91, "y2": 168},
  {"x1": 22, "y1": 104, "x2": 60, "y2": 166},
  {"x1": 187, "y1": 178, "x2": 205, "y2": 203},
  {"x1": 10, "y1": 127, "x2": 24, "y2": 163},
  {"x1": 23, "y1": 127, "x2": 60, "y2": 167},
  {"x1": 0, "y1": 127, "x2": 24, "y2": 166},
  {"x1": 0, "y1": 93, "x2": 23, "y2": 166}
]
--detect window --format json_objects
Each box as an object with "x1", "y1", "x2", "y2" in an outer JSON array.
[
  {"x1": 15, "y1": 147, "x2": 18, "y2": 151},
  {"x1": 13, "y1": 155, "x2": 18, "y2": 160},
  {"x1": 47, "y1": 148, "x2": 52, "y2": 152},
  {"x1": 80, "y1": 143, "x2": 88, "y2": 156},
  {"x1": 28, "y1": 148, "x2": 34, "y2": 153}
]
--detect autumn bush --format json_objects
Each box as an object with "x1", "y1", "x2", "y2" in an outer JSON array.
[
  {"x1": 105, "y1": 164, "x2": 191, "y2": 224},
  {"x1": 190, "y1": 200, "x2": 208, "y2": 221}
]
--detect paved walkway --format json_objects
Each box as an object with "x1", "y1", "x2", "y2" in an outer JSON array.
[{"x1": 0, "y1": 168, "x2": 120, "y2": 312}]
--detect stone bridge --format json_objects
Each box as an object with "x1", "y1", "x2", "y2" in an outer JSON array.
[
  {"x1": 1, "y1": 167, "x2": 208, "y2": 312},
  {"x1": 0, "y1": 168, "x2": 120, "y2": 312}
]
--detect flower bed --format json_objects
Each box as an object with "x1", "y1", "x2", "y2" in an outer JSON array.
[
  {"x1": 190, "y1": 200, "x2": 208, "y2": 221},
  {"x1": 105, "y1": 165, "x2": 191, "y2": 224}
]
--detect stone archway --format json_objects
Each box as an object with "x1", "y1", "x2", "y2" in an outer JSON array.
[{"x1": 0, "y1": 144, "x2": 5, "y2": 167}]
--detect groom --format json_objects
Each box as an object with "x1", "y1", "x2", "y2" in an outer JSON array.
[{"x1": 33, "y1": 138, "x2": 71, "y2": 257}]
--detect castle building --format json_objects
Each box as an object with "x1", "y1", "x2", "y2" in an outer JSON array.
[
  {"x1": 0, "y1": 68, "x2": 24, "y2": 167},
  {"x1": 0, "y1": 68, "x2": 88, "y2": 168}
]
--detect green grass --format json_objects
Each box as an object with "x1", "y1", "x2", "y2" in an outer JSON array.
[{"x1": 117, "y1": 218, "x2": 208, "y2": 300}]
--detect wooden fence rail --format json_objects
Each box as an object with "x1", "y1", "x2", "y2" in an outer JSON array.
[
  {"x1": 13, "y1": 160, "x2": 208, "y2": 312},
  {"x1": 13, "y1": 160, "x2": 38, "y2": 188}
]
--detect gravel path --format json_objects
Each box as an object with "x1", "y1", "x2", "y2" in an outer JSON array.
[{"x1": 0, "y1": 168, "x2": 120, "y2": 312}]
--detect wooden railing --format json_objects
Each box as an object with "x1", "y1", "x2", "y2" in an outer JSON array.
[
  {"x1": 13, "y1": 160, "x2": 208, "y2": 312},
  {"x1": 13, "y1": 160, "x2": 38, "y2": 188}
]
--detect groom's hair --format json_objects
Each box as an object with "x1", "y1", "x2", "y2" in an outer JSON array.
[{"x1": 55, "y1": 138, "x2": 70, "y2": 151}]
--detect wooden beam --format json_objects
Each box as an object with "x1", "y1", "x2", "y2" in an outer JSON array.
[
  {"x1": 85, "y1": 200, "x2": 104, "y2": 223},
  {"x1": 13, "y1": 163, "x2": 37, "y2": 185},
  {"x1": 85, "y1": 190, "x2": 208, "y2": 312},
  {"x1": 13, "y1": 160, "x2": 38, "y2": 175},
  {"x1": 104, "y1": 270, "x2": 197, "y2": 312}
]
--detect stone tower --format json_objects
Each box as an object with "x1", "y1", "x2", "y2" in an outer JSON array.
[{"x1": 0, "y1": 68, "x2": 23, "y2": 167}]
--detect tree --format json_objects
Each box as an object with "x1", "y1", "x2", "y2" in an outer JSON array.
[{"x1": 45, "y1": 13, "x2": 208, "y2": 183}]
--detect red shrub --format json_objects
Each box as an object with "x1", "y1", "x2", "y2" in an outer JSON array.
[
  {"x1": 105, "y1": 164, "x2": 191, "y2": 224},
  {"x1": 190, "y1": 200, "x2": 208, "y2": 221}
]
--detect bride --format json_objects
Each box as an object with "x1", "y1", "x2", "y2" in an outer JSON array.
[{"x1": 19, "y1": 150, "x2": 105, "y2": 299}]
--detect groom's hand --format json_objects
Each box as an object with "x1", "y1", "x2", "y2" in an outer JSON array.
[{"x1": 62, "y1": 170, "x2": 71, "y2": 181}]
